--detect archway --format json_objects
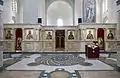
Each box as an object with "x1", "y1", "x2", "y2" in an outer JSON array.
[{"x1": 47, "y1": 1, "x2": 73, "y2": 26}]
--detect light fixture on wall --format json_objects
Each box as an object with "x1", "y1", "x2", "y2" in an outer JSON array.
[{"x1": 57, "y1": 18, "x2": 63, "y2": 26}]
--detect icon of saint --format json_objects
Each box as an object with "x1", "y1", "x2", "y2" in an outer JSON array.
[
  {"x1": 46, "y1": 32, "x2": 52, "y2": 39},
  {"x1": 5, "y1": 30, "x2": 13, "y2": 39},
  {"x1": 26, "y1": 30, "x2": 33, "y2": 40},
  {"x1": 86, "y1": 0, "x2": 95, "y2": 22},
  {"x1": 107, "y1": 30, "x2": 114, "y2": 39},
  {"x1": 86, "y1": 31, "x2": 94, "y2": 39},
  {"x1": 68, "y1": 31, "x2": 74, "y2": 40},
  {"x1": 17, "y1": 37, "x2": 22, "y2": 50},
  {"x1": 98, "y1": 37, "x2": 103, "y2": 49}
]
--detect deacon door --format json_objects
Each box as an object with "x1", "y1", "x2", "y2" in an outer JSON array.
[
  {"x1": 55, "y1": 30, "x2": 65, "y2": 51},
  {"x1": 97, "y1": 28, "x2": 104, "y2": 50},
  {"x1": 15, "y1": 28, "x2": 22, "y2": 51}
]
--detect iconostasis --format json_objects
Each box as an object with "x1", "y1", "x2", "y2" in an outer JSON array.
[{"x1": 3, "y1": 25, "x2": 118, "y2": 52}]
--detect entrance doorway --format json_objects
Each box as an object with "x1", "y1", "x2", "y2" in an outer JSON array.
[{"x1": 55, "y1": 30, "x2": 65, "y2": 51}]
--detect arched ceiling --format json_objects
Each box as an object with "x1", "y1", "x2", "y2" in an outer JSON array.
[
  {"x1": 47, "y1": 0, "x2": 73, "y2": 25},
  {"x1": 47, "y1": 1, "x2": 72, "y2": 18},
  {"x1": 45, "y1": 0, "x2": 74, "y2": 10}
]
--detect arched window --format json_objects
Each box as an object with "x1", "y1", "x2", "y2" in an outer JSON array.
[{"x1": 57, "y1": 18, "x2": 63, "y2": 26}]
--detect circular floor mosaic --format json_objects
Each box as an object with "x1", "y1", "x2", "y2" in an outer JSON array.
[{"x1": 27, "y1": 54, "x2": 93, "y2": 66}]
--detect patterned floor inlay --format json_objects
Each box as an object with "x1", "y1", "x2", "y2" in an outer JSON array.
[
  {"x1": 27, "y1": 54, "x2": 85, "y2": 66},
  {"x1": 3, "y1": 54, "x2": 32, "y2": 68},
  {"x1": 27, "y1": 62, "x2": 40, "y2": 66},
  {"x1": 80, "y1": 62, "x2": 93, "y2": 66},
  {"x1": 6, "y1": 54, "x2": 114, "y2": 71},
  {"x1": 39, "y1": 68, "x2": 80, "y2": 78}
]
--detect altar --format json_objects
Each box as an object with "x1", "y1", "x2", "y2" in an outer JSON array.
[
  {"x1": 85, "y1": 44, "x2": 100, "y2": 58},
  {"x1": 2, "y1": 23, "x2": 119, "y2": 52}
]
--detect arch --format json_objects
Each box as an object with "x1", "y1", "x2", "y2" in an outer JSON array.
[
  {"x1": 45, "y1": 0, "x2": 73, "y2": 10},
  {"x1": 47, "y1": 1, "x2": 73, "y2": 26}
]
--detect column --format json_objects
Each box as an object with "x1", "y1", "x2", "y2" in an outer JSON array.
[
  {"x1": 17, "y1": 0, "x2": 23, "y2": 23},
  {"x1": 117, "y1": 10, "x2": 120, "y2": 67},
  {"x1": 39, "y1": 0, "x2": 45, "y2": 25},
  {"x1": 75, "y1": 0, "x2": 82, "y2": 25},
  {"x1": 96, "y1": 0, "x2": 103, "y2": 23},
  {"x1": 117, "y1": 11, "x2": 120, "y2": 39},
  {"x1": 0, "y1": 11, "x2": 3, "y2": 69}
]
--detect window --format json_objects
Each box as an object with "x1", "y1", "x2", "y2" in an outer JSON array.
[
  {"x1": 12, "y1": 0, "x2": 14, "y2": 11},
  {"x1": 12, "y1": 0, "x2": 17, "y2": 13},
  {"x1": 57, "y1": 18, "x2": 63, "y2": 26}
]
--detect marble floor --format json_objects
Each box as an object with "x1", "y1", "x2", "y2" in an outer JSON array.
[
  {"x1": 0, "y1": 71, "x2": 42, "y2": 78},
  {"x1": 5, "y1": 54, "x2": 114, "y2": 72},
  {"x1": 1, "y1": 53, "x2": 119, "y2": 78},
  {"x1": 0, "y1": 70, "x2": 120, "y2": 78},
  {"x1": 79, "y1": 71, "x2": 120, "y2": 78}
]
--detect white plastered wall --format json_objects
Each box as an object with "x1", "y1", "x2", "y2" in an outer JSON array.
[
  {"x1": 3, "y1": 0, "x2": 13, "y2": 23},
  {"x1": 74, "y1": 0, "x2": 82, "y2": 25},
  {"x1": 22, "y1": 0, "x2": 83, "y2": 25},
  {"x1": 3, "y1": 0, "x2": 119, "y2": 24},
  {"x1": 102, "y1": 0, "x2": 118, "y2": 23},
  {"x1": 23, "y1": 0, "x2": 41, "y2": 24}
]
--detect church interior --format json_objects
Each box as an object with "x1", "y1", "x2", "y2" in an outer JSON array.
[{"x1": 0, "y1": 0, "x2": 120, "y2": 78}]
